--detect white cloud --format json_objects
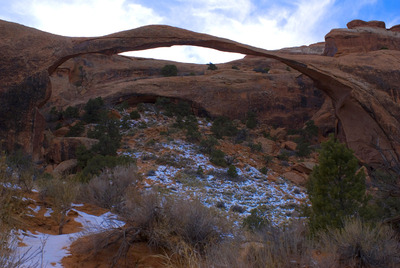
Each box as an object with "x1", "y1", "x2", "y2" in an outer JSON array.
[
  {"x1": 12, "y1": 0, "x2": 163, "y2": 37},
  {"x1": 2, "y1": 0, "x2": 386, "y2": 63}
]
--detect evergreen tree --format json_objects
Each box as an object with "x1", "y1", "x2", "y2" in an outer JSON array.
[{"x1": 307, "y1": 135, "x2": 368, "y2": 232}]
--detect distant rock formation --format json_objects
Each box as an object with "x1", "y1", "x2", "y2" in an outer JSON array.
[
  {"x1": 0, "y1": 19, "x2": 399, "y2": 168},
  {"x1": 324, "y1": 19, "x2": 400, "y2": 56}
]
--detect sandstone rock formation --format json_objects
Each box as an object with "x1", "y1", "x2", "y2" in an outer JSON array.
[
  {"x1": 46, "y1": 53, "x2": 325, "y2": 129},
  {"x1": 324, "y1": 19, "x2": 400, "y2": 56},
  {"x1": 0, "y1": 19, "x2": 399, "y2": 168}
]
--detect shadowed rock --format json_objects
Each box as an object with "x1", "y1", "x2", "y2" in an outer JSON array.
[{"x1": 0, "y1": 19, "x2": 399, "y2": 167}]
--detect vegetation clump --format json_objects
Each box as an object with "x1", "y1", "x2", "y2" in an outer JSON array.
[
  {"x1": 83, "y1": 97, "x2": 106, "y2": 123},
  {"x1": 211, "y1": 116, "x2": 238, "y2": 139},
  {"x1": 63, "y1": 106, "x2": 80, "y2": 119},
  {"x1": 129, "y1": 110, "x2": 140, "y2": 120},
  {"x1": 210, "y1": 149, "x2": 227, "y2": 167},
  {"x1": 227, "y1": 165, "x2": 238, "y2": 178},
  {"x1": 207, "y1": 62, "x2": 218, "y2": 70},
  {"x1": 245, "y1": 110, "x2": 257, "y2": 129},
  {"x1": 306, "y1": 135, "x2": 370, "y2": 232},
  {"x1": 161, "y1": 64, "x2": 178, "y2": 77},
  {"x1": 242, "y1": 205, "x2": 270, "y2": 232},
  {"x1": 65, "y1": 121, "x2": 85, "y2": 137}
]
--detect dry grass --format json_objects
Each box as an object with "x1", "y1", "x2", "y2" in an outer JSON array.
[
  {"x1": 0, "y1": 154, "x2": 41, "y2": 267},
  {"x1": 317, "y1": 217, "x2": 400, "y2": 267},
  {"x1": 202, "y1": 220, "x2": 314, "y2": 268}
]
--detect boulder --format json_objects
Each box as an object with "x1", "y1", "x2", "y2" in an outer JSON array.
[
  {"x1": 293, "y1": 162, "x2": 317, "y2": 175},
  {"x1": 270, "y1": 128, "x2": 287, "y2": 140},
  {"x1": 281, "y1": 141, "x2": 297, "y2": 151},
  {"x1": 53, "y1": 127, "x2": 70, "y2": 137},
  {"x1": 347, "y1": 19, "x2": 386, "y2": 29},
  {"x1": 52, "y1": 159, "x2": 78, "y2": 177},
  {"x1": 254, "y1": 137, "x2": 279, "y2": 155},
  {"x1": 282, "y1": 171, "x2": 307, "y2": 186}
]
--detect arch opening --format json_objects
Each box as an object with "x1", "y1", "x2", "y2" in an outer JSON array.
[{"x1": 120, "y1": 45, "x2": 245, "y2": 64}]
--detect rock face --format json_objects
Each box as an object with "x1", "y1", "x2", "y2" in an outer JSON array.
[
  {"x1": 47, "y1": 137, "x2": 98, "y2": 164},
  {"x1": 324, "y1": 19, "x2": 400, "y2": 56},
  {"x1": 46, "y1": 53, "x2": 325, "y2": 129},
  {"x1": 0, "y1": 19, "x2": 399, "y2": 168}
]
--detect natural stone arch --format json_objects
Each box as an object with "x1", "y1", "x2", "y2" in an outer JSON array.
[{"x1": 0, "y1": 20, "x2": 399, "y2": 166}]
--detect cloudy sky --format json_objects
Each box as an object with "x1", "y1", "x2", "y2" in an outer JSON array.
[{"x1": 1, "y1": 0, "x2": 399, "y2": 63}]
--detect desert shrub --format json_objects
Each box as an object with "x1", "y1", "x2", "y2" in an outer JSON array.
[
  {"x1": 0, "y1": 155, "x2": 37, "y2": 267},
  {"x1": 263, "y1": 155, "x2": 273, "y2": 165},
  {"x1": 182, "y1": 115, "x2": 201, "y2": 141},
  {"x1": 83, "y1": 97, "x2": 106, "y2": 123},
  {"x1": 277, "y1": 151, "x2": 289, "y2": 161},
  {"x1": 63, "y1": 106, "x2": 80, "y2": 119},
  {"x1": 156, "y1": 97, "x2": 192, "y2": 117},
  {"x1": 76, "y1": 145, "x2": 95, "y2": 170},
  {"x1": 88, "y1": 117, "x2": 121, "y2": 156},
  {"x1": 129, "y1": 110, "x2": 140, "y2": 120},
  {"x1": 6, "y1": 150, "x2": 35, "y2": 192},
  {"x1": 211, "y1": 116, "x2": 238, "y2": 139},
  {"x1": 38, "y1": 177, "x2": 78, "y2": 234},
  {"x1": 199, "y1": 136, "x2": 219, "y2": 154},
  {"x1": 196, "y1": 165, "x2": 204, "y2": 176},
  {"x1": 173, "y1": 114, "x2": 200, "y2": 141},
  {"x1": 84, "y1": 191, "x2": 230, "y2": 266},
  {"x1": 317, "y1": 218, "x2": 400, "y2": 268},
  {"x1": 210, "y1": 149, "x2": 227, "y2": 167},
  {"x1": 82, "y1": 165, "x2": 140, "y2": 212},
  {"x1": 234, "y1": 128, "x2": 248, "y2": 144},
  {"x1": 49, "y1": 106, "x2": 63, "y2": 121},
  {"x1": 232, "y1": 65, "x2": 239, "y2": 70},
  {"x1": 0, "y1": 155, "x2": 25, "y2": 227},
  {"x1": 230, "y1": 205, "x2": 246, "y2": 213},
  {"x1": 241, "y1": 221, "x2": 313, "y2": 268},
  {"x1": 80, "y1": 155, "x2": 134, "y2": 180},
  {"x1": 124, "y1": 192, "x2": 227, "y2": 252},
  {"x1": 227, "y1": 165, "x2": 238, "y2": 178},
  {"x1": 253, "y1": 67, "x2": 270, "y2": 73},
  {"x1": 369, "y1": 169, "x2": 400, "y2": 232},
  {"x1": 248, "y1": 142, "x2": 262, "y2": 152},
  {"x1": 259, "y1": 166, "x2": 268, "y2": 175},
  {"x1": 207, "y1": 62, "x2": 218, "y2": 70},
  {"x1": 161, "y1": 64, "x2": 178, "y2": 77},
  {"x1": 174, "y1": 101, "x2": 192, "y2": 117},
  {"x1": 291, "y1": 120, "x2": 318, "y2": 157},
  {"x1": 303, "y1": 120, "x2": 318, "y2": 140},
  {"x1": 65, "y1": 121, "x2": 84, "y2": 137},
  {"x1": 115, "y1": 101, "x2": 129, "y2": 112},
  {"x1": 296, "y1": 138, "x2": 311, "y2": 157},
  {"x1": 246, "y1": 110, "x2": 257, "y2": 129},
  {"x1": 243, "y1": 205, "x2": 270, "y2": 232}
]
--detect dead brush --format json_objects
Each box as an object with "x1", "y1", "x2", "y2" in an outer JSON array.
[
  {"x1": 79, "y1": 164, "x2": 140, "y2": 212},
  {"x1": 241, "y1": 221, "x2": 314, "y2": 268},
  {"x1": 317, "y1": 217, "x2": 400, "y2": 267},
  {"x1": 78, "y1": 190, "x2": 231, "y2": 267},
  {"x1": 204, "y1": 220, "x2": 314, "y2": 268}
]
